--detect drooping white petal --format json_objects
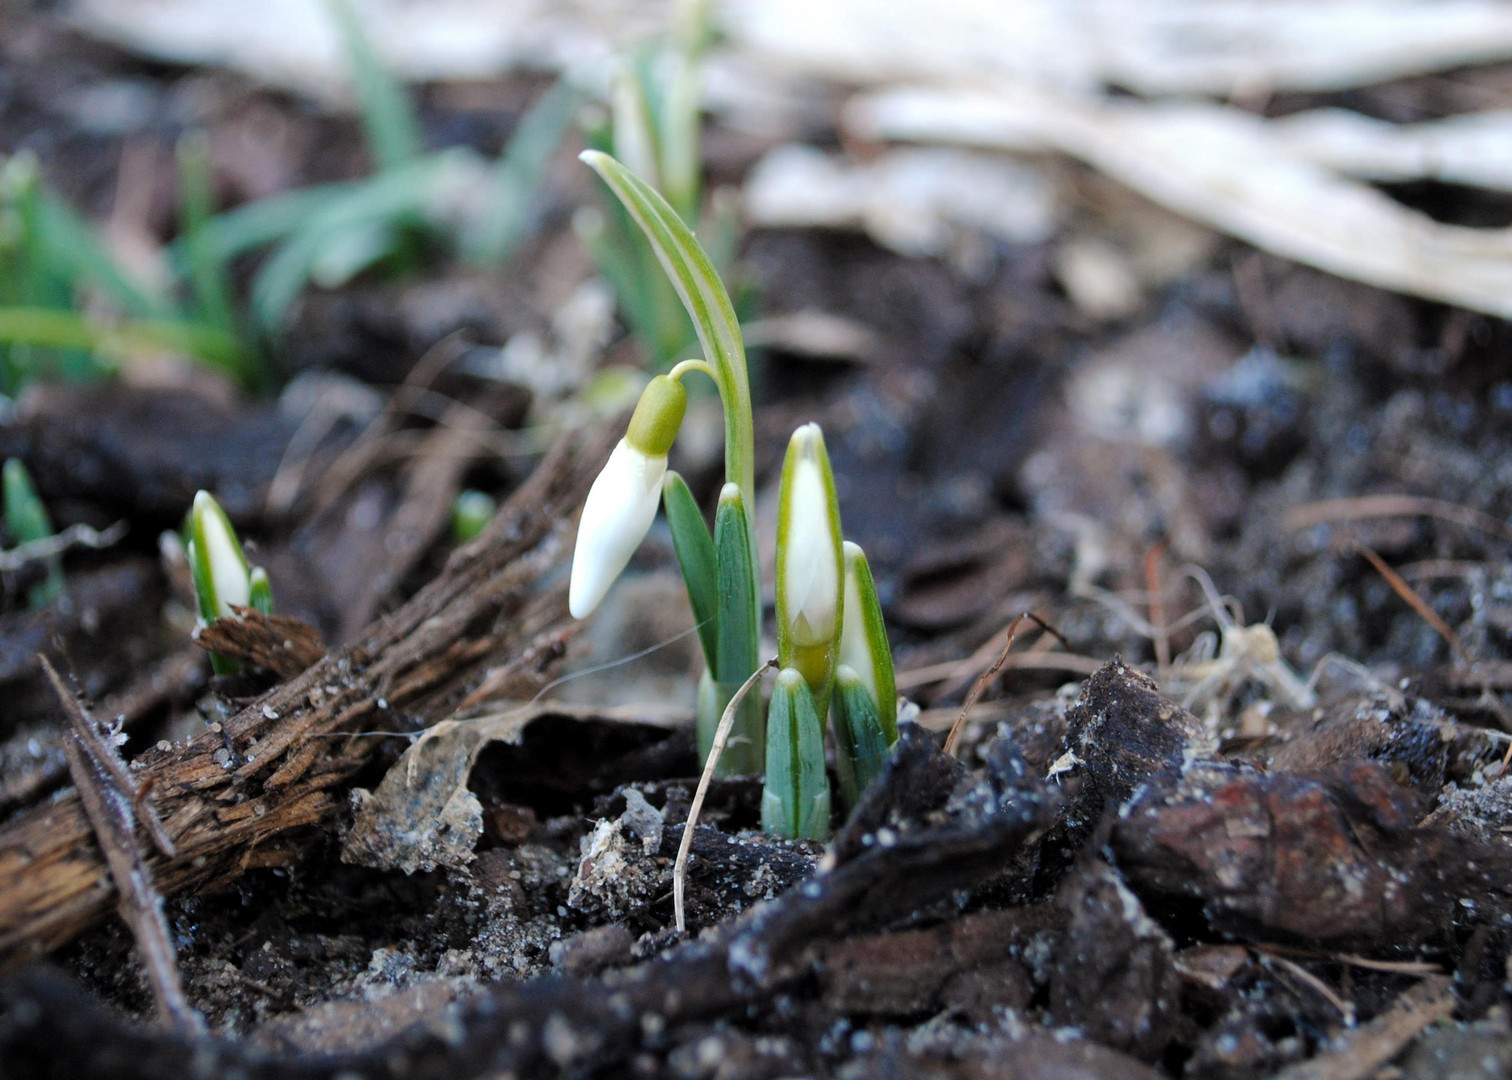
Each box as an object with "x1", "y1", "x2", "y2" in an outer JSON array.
[
  {"x1": 194, "y1": 490, "x2": 249, "y2": 617},
  {"x1": 780, "y1": 430, "x2": 839, "y2": 646},
  {"x1": 569, "y1": 439, "x2": 667, "y2": 619}
]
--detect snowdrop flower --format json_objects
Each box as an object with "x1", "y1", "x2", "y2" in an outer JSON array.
[{"x1": 569, "y1": 374, "x2": 686, "y2": 618}]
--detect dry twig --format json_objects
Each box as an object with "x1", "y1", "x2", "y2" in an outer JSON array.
[
  {"x1": 43, "y1": 656, "x2": 201, "y2": 1036},
  {"x1": 1270, "y1": 975, "x2": 1454, "y2": 1080},
  {"x1": 1350, "y1": 536, "x2": 1469, "y2": 662},
  {"x1": 1286, "y1": 494, "x2": 1512, "y2": 544}
]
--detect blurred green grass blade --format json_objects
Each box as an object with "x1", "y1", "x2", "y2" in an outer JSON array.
[
  {"x1": 200, "y1": 184, "x2": 354, "y2": 261},
  {"x1": 177, "y1": 132, "x2": 237, "y2": 336},
  {"x1": 35, "y1": 190, "x2": 163, "y2": 318},
  {"x1": 657, "y1": 53, "x2": 701, "y2": 225},
  {"x1": 464, "y1": 79, "x2": 577, "y2": 265},
  {"x1": 328, "y1": 0, "x2": 420, "y2": 172},
  {"x1": 3, "y1": 457, "x2": 63, "y2": 607},
  {"x1": 0, "y1": 307, "x2": 243, "y2": 373},
  {"x1": 662, "y1": 470, "x2": 718, "y2": 669},
  {"x1": 611, "y1": 59, "x2": 662, "y2": 193},
  {"x1": 177, "y1": 132, "x2": 262, "y2": 389},
  {"x1": 574, "y1": 207, "x2": 662, "y2": 361},
  {"x1": 247, "y1": 156, "x2": 452, "y2": 332},
  {"x1": 3, "y1": 457, "x2": 53, "y2": 545},
  {"x1": 309, "y1": 219, "x2": 400, "y2": 287}
]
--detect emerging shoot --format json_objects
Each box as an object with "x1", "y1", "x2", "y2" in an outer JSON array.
[
  {"x1": 187, "y1": 489, "x2": 273, "y2": 674},
  {"x1": 831, "y1": 541, "x2": 897, "y2": 808}
]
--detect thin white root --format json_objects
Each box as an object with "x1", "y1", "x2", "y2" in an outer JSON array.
[{"x1": 674, "y1": 658, "x2": 777, "y2": 934}]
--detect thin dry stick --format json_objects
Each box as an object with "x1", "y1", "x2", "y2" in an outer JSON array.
[
  {"x1": 0, "y1": 520, "x2": 128, "y2": 572},
  {"x1": 1350, "y1": 536, "x2": 1469, "y2": 662},
  {"x1": 1258, "y1": 950, "x2": 1354, "y2": 1025},
  {"x1": 43, "y1": 656, "x2": 201, "y2": 1036},
  {"x1": 1286, "y1": 493, "x2": 1512, "y2": 544},
  {"x1": 1145, "y1": 542, "x2": 1172, "y2": 675},
  {"x1": 674, "y1": 658, "x2": 777, "y2": 934},
  {"x1": 943, "y1": 613, "x2": 1027, "y2": 758}
]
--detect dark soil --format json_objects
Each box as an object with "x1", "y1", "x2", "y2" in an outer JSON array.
[{"x1": 4, "y1": 7, "x2": 1512, "y2": 1079}]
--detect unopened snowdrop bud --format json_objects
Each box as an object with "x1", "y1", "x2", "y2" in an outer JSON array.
[
  {"x1": 775, "y1": 422, "x2": 843, "y2": 709},
  {"x1": 568, "y1": 375, "x2": 687, "y2": 619},
  {"x1": 189, "y1": 490, "x2": 252, "y2": 623},
  {"x1": 838, "y1": 541, "x2": 896, "y2": 738},
  {"x1": 189, "y1": 489, "x2": 273, "y2": 675}
]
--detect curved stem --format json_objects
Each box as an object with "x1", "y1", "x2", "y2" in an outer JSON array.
[{"x1": 667, "y1": 357, "x2": 715, "y2": 384}]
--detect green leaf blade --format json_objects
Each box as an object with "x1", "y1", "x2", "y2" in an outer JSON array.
[
  {"x1": 761, "y1": 668, "x2": 831, "y2": 841},
  {"x1": 662, "y1": 470, "x2": 718, "y2": 668}
]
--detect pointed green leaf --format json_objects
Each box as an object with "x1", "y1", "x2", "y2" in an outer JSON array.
[
  {"x1": 249, "y1": 566, "x2": 274, "y2": 615},
  {"x1": 712, "y1": 482, "x2": 762, "y2": 774},
  {"x1": 831, "y1": 666, "x2": 893, "y2": 812},
  {"x1": 662, "y1": 470, "x2": 718, "y2": 668},
  {"x1": 761, "y1": 668, "x2": 831, "y2": 841},
  {"x1": 464, "y1": 78, "x2": 577, "y2": 265},
  {"x1": 4, "y1": 458, "x2": 61, "y2": 607},
  {"x1": 3, "y1": 458, "x2": 52, "y2": 545}
]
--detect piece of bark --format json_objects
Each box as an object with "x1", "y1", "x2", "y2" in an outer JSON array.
[
  {"x1": 0, "y1": 431, "x2": 608, "y2": 967},
  {"x1": 1038, "y1": 656, "x2": 1209, "y2": 880},
  {"x1": 194, "y1": 608, "x2": 326, "y2": 679},
  {"x1": 1113, "y1": 758, "x2": 1512, "y2": 947},
  {"x1": 43, "y1": 657, "x2": 200, "y2": 1036}
]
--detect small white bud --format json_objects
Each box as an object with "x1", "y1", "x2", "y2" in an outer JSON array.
[
  {"x1": 192, "y1": 490, "x2": 250, "y2": 620},
  {"x1": 839, "y1": 542, "x2": 876, "y2": 699},
  {"x1": 568, "y1": 439, "x2": 668, "y2": 618},
  {"x1": 778, "y1": 424, "x2": 840, "y2": 648}
]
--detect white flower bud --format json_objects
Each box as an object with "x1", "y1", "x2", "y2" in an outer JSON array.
[
  {"x1": 778, "y1": 424, "x2": 840, "y2": 648},
  {"x1": 839, "y1": 542, "x2": 877, "y2": 700},
  {"x1": 191, "y1": 490, "x2": 250, "y2": 620},
  {"x1": 568, "y1": 439, "x2": 668, "y2": 619}
]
